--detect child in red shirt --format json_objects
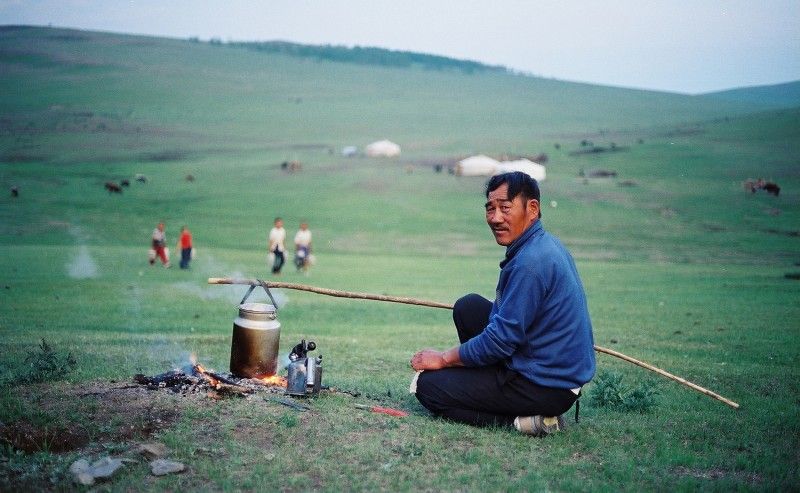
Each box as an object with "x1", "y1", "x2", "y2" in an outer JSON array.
[{"x1": 178, "y1": 226, "x2": 193, "y2": 269}]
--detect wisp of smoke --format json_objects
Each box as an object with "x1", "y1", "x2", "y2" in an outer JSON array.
[{"x1": 67, "y1": 245, "x2": 99, "y2": 279}]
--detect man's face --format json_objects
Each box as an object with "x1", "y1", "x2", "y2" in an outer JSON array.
[
  {"x1": 275, "y1": 220, "x2": 283, "y2": 228},
  {"x1": 485, "y1": 183, "x2": 539, "y2": 246}
]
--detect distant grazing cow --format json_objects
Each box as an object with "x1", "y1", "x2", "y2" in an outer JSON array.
[
  {"x1": 135, "y1": 174, "x2": 148, "y2": 183},
  {"x1": 281, "y1": 160, "x2": 302, "y2": 173},
  {"x1": 743, "y1": 178, "x2": 780, "y2": 196},
  {"x1": 185, "y1": 174, "x2": 195, "y2": 182},
  {"x1": 11, "y1": 186, "x2": 19, "y2": 197},
  {"x1": 120, "y1": 179, "x2": 130, "y2": 187},
  {"x1": 763, "y1": 182, "x2": 780, "y2": 196},
  {"x1": 105, "y1": 181, "x2": 122, "y2": 193}
]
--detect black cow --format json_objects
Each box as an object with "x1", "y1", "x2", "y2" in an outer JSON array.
[{"x1": 763, "y1": 182, "x2": 780, "y2": 196}]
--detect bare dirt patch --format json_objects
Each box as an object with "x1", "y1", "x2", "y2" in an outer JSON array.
[
  {"x1": 1, "y1": 381, "x2": 189, "y2": 454},
  {"x1": 0, "y1": 421, "x2": 90, "y2": 454}
]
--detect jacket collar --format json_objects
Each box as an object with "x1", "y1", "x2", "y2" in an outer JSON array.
[{"x1": 500, "y1": 220, "x2": 542, "y2": 268}]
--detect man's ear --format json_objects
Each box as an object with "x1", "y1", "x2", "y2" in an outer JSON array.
[{"x1": 527, "y1": 199, "x2": 540, "y2": 219}]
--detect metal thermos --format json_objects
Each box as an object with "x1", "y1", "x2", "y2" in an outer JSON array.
[
  {"x1": 229, "y1": 302, "x2": 281, "y2": 378},
  {"x1": 308, "y1": 355, "x2": 322, "y2": 395}
]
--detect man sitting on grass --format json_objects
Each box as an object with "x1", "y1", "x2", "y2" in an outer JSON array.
[{"x1": 411, "y1": 171, "x2": 595, "y2": 436}]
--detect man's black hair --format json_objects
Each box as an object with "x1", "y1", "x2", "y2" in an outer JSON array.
[
  {"x1": 485, "y1": 171, "x2": 540, "y2": 201},
  {"x1": 485, "y1": 172, "x2": 542, "y2": 218}
]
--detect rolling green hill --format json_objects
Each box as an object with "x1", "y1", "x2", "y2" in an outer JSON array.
[
  {"x1": 703, "y1": 80, "x2": 800, "y2": 108},
  {"x1": 0, "y1": 25, "x2": 775, "y2": 158},
  {"x1": 1, "y1": 25, "x2": 797, "y2": 264}
]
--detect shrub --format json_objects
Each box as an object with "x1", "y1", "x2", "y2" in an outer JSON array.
[
  {"x1": 589, "y1": 371, "x2": 659, "y2": 413},
  {"x1": 11, "y1": 338, "x2": 77, "y2": 385}
]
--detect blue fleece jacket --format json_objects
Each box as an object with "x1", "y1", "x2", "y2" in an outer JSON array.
[{"x1": 459, "y1": 220, "x2": 596, "y2": 389}]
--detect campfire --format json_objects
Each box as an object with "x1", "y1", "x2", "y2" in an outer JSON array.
[{"x1": 133, "y1": 355, "x2": 288, "y2": 399}]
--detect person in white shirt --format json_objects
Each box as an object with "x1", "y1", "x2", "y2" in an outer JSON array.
[
  {"x1": 268, "y1": 217, "x2": 286, "y2": 274},
  {"x1": 293, "y1": 222, "x2": 313, "y2": 272},
  {"x1": 149, "y1": 222, "x2": 170, "y2": 267}
]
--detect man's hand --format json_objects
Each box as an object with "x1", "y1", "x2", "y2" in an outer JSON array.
[{"x1": 410, "y1": 347, "x2": 462, "y2": 371}]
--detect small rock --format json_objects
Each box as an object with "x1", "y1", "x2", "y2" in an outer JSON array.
[
  {"x1": 75, "y1": 472, "x2": 95, "y2": 486},
  {"x1": 150, "y1": 459, "x2": 186, "y2": 476},
  {"x1": 138, "y1": 442, "x2": 168, "y2": 457},
  {"x1": 69, "y1": 458, "x2": 90, "y2": 475},
  {"x1": 70, "y1": 459, "x2": 94, "y2": 484},
  {"x1": 90, "y1": 457, "x2": 126, "y2": 479}
]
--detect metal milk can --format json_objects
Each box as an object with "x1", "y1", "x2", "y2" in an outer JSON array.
[{"x1": 229, "y1": 301, "x2": 281, "y2": 378}]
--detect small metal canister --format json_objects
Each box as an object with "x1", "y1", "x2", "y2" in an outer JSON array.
[
  {"x1": 229, "y1": 302, "x2": 280, "y2": 378},
  {"x1": 286, "y1": 359, "x2": 308, "y2": 396},
  {"x1": 285, "y1": 339, "x2": 322, "y2": 397}
]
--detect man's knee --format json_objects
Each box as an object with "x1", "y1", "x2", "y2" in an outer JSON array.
[
  {"x1": 413, "y1": 371, "x2": 446, "y2": 413},
  {"x1": 453, "y1": 293, "x2": 492, "y2": 340},
  {"x1": 454, "y1": 293, "x2": 485, "y2": 312},
  {"x1": 453, "y1": 293, "x2": 492, "y2": 321}
]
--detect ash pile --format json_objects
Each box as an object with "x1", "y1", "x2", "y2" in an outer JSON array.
[{"x1": 133, "y1": 362, "x2": 287, "y2": 399}]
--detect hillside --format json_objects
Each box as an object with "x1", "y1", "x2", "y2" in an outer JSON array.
[
  {"x1": 0, "y1": 26, "x2": 797, "y2": 265},
  {"x1": 703, "y1": 80, "x2": 800, "y2": 108},
  {"x1": 0, "y1": 25, "x2": 773, "y2": 163},
  {"x1": 226, "y1": 39, "x2": 507, "y2": 74}
]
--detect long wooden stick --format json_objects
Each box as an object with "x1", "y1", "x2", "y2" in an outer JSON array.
[
  {"x1": 591, "y1": 346, "x2": 739, "y2": 409},
  {"x1": 208, "y1": 277, "x2": 740, "y2": 409},
  {"x1": 208, "y1": 278, "x2": 453, "y2": 309}
]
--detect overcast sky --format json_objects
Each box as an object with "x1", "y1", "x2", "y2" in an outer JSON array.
[{"x1": 2, "y1": 0, "x2": 798, "y2": 94}]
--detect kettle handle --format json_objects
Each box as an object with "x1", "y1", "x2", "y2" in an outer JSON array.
[{"x1": 239, "y1": 280, "x2": 279, "y2": 312}]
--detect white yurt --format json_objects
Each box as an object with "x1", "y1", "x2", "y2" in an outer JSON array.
[
  {"x1": 454, "y1": 155, "x2": 500, "y2": 176},
  {"x1": 495, "y1": 158, "x2": 546, "y2": 182},
  {"x1": 341, "y1": 145, "x2": 358, "y2": 157},
  {"x1": 365, "y1": 140, "x2": 401, "y2": 157}
]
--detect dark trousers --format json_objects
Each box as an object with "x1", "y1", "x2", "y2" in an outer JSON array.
[
  {"x1": 415, "y1": 293, "x2": 578, "y2": 427},
  {"x1": 180, "y1": 248, "x2": 191, "y2": 269},
  {"x1": 271, "y1": 250, "x2": 285, "y2": 274}
]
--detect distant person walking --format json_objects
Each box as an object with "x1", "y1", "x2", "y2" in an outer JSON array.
[
  {"x1": 268, "y1": 217, "x2": 287, "y2": 274},
  {"x1": 293, "y1": 221, "x2": 313, "y2": 273},
  {"x1": 149, "y1": 222, "x2": 170, "y2": 267},
  {"x1": 178, "y1": 225, "x2": 193, "y2": 269}
]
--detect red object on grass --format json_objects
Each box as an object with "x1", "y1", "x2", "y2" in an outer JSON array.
[{"x1": 355, "y1": 404, "x2": 409, "y2": 417}]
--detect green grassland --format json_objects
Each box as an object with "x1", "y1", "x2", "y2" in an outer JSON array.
[{"x1": 1, "y1": 26, "x2": 799, "y2": 491}]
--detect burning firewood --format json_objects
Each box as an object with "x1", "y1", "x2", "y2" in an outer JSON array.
[
  {"x1": 133, "y1": 358, "x2": 286, "y2": 398},
  {"x1": 197, "y1": 366, "x2": 240, "y2": 386}
]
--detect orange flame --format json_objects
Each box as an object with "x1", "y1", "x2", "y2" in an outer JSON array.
[
  {"x1": 193, "y1": 363, "x2": 219, "y2": 387},
  {"x1": 257, "y1": 374, "x2": 288, "y2": 387}
]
